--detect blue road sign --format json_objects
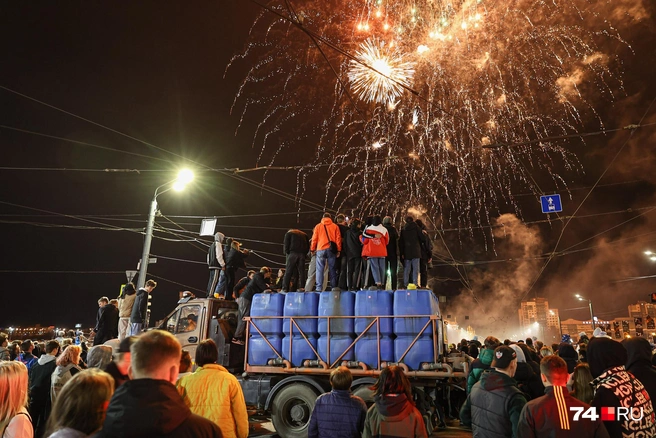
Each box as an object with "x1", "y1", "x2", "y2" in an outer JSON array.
[{"x1": 540, "y1": 194, "x2": 562, "y2": 213}]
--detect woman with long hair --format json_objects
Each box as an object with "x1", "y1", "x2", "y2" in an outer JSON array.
[
  {"x1": 569, "y1": 363, "x2": 594, "y2": 404},
  {"x1": 51, "y1": 345, "x2": 82, "y2": 401},
  {"x1": 363, "y1": 365, "x2": 427, "y2": 438},
  {"x1": 0, "y1": 361, "x2": 33, "y2": 437},
  {"x1": 45, "y1": 369, "x2": 114, "y2": 438}
]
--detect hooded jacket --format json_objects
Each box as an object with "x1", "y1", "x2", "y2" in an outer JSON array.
[
  {"x1": 118, "y1": 287, "x2": 137, "y2": 318},
  {"x1": 363, "y1": 393, "x2": 427, "y2": 438},
  {"x1": 460, "y1": 369, "x2": 527, "y2": 438},
  {"x1": 467, "y1": 348, "x2": 495, "y2": 393},
  {"x1": 399, "y1": 221, "x2": 424, "y2": 260},
  {"x1": 29, "y1": 354, "x2": 58, "y2": 404},
  {"x1": 176, "y1": 364, "x2": 248, "y2": 438},
  {"x1": 517, "y1": 385, "x2": 609, "y2": 438},
  {"x1": 208, "y1": 232, "x2": 226, "y2": 269},
  {"x1": 623, "y1": 337, "x2": 656, "y2": 403},
  {"x1": 361, "y1": 225, "x2": 389, "y2": 258},
  {"x1": 557, "y1": 344, "x2": 579, "y2": 374},
  {"x1": 588, "y1": 337, "x2": 656, "y2": 438},
  {"x1": 310, "y1": 217, "x2": 342, "y2": 252},
  {"x1": 96, "y1": 378, "x2": 222, "y2": 438},
  {"x1": 283, "y1": 229, "x2": 310, "y2": 255},
  {"x1": 383, "y1": 223, "x2": 399, "y2": 259}
]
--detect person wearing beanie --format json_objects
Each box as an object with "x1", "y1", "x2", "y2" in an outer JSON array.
[
  {"x1": 460, "y1": 346, "x2": 528, "y2": 438},
  {"x1": 579, "y1": 331, "x2": 590, "y2": 344},
  {"x1": 587, "y1": 337, "x2": 656, "y2": 438},
  {"x1": 518, "y1": 355, "x2": 609, "y2": 438},
  {"x1": 622, "y1": 337, "x2": 656, "y2": 402}
]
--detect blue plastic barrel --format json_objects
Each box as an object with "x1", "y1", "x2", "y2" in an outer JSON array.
[
  {"x1": 318, "y1": 290, "x2": 355, "y2": 334},
  {"x1": 247, "y1": 293, "x2": 286, "y2": 366},
  {"x1": 282, "y1": 292, "x2": 320, "y2": 336},
  {"x1": 393, "y1": 289, "x2": 439, "y2": 369},
  {"x1": 282, "y1": 336, "x2": 318, "y2": 367},
  {"x1": 250, "y1": 293, "x2": 285, "y2": 335},
  {"x1": 318, "y1": 336, "x2": 355, "y2": 363},
  {"x1": 354, "y1": 290, "x2": 394, "y2": 368},
  {"x1": 355, "y1": 290, "x2": 393, "y2": 335},
  {"x1": 248, "y1": 335, "x2": 283, "y2": 366}
]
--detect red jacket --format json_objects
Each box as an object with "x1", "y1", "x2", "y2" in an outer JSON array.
[
  {"x1": 360, "y1": 225, "x2": 389, "y2": 258},
  {"x1": 311, "y1": 218, "x2": 342, "y2": 252}
]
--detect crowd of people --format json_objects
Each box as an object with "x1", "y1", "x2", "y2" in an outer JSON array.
[
  {"x1": 456, "y1": 331, "x2": 656, "y2": 438},
  {"x1": 206, "y1": 213, "x2": 435, "y2": 298},
  {"x1": 2, "y1": 317, "x2": 656, "y2": 438}
]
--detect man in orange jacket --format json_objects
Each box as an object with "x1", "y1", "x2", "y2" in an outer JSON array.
[{"x1": 310, "y1": 213, "x2": 342, "y2": 291}]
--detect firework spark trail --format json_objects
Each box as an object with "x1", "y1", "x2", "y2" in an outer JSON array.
[{"x1": 227, "y1": 0, "x2": 630, "y2": 234}]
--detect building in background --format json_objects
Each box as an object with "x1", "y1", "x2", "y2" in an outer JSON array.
[{"x1": 518, "y1": 297, "x2": 560, "y2": 342}]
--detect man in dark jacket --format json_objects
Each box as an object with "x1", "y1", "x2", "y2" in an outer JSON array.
[
  {"x1": 232, "y1": 267, "x2": 271, "y2": 345},
  {"x1": 382, "y1": 216, "x2": 399, "y2": 290},
  {"x1": 225, "y1": 241, "x2": 249, "y2": 296},
  {"x1": 335, "y1": 214, "x2": 350, "y2": 290},
  {"x1": 467, "y1": 336, "x2": 500, "y2": 393},
  {"x1": 588, "y1": 337, "x2": 656, "y2": 438},
  {"x1": 29, "y1": 340, "x2": 60, "y2": 437},
  {"x1": 460, "y1": 345, "x2": 527, "y2": 438},
  {"x1": 96, "y1": 330, "x2": 222, "y2": 438},
  {"x1": 129, "y1": 279, "x2": 157, "y2": 336},
  {"x1": 282, "y1": 228, "x2": 310, "y2": 292},
  {"x1": 623, "y1": 336, "x2": 656, "y2": 402},
  {"x1": 207, "y1": 232, "x2": 226, "y2": 297},
  {"x1": 399, "y1": 217, "x2": 424, "y2": 287},
  {"x1": 232, "y1": 270, "x2": 255, "y2": 300},
  {"x1": 94, "y1": 299, "x2": 119, "y2": 345},
  {"x1": 414, "y1": 219, "x2": 432, "y2": 288},
  {"x1": 346, "y1": 218, "x2": 364, "y2": 290},
  {"x1": 103, "y1": 336, "x2": 136, "y2": 388},
  {"x1": 518, "y1": 355, "x2": 609, "y2": 438},
  {"x1": 309, "y1": 366, "x2": 367, "y2": 438}
]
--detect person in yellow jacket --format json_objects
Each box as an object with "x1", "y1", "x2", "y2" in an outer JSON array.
[{"x1": 177, "y1": 339, "x2": 249, "y2": 438}]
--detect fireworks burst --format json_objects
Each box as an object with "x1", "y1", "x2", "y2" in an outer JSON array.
[
  {"x1": 227, "y1": 0, "x2": 632, "y2": 235},
  {"x1": 348, "y1": 38, "x2": 415, "y2": 104}
]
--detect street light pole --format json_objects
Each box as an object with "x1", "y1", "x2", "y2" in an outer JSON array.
[
  {"x1": 136, "y1": 169, "x2": 194, "y2": 329},
  {"x1": 137, "y1": 197, "x2": 158, "y2": 291},
  {"x1": 588, "y1": 299, "x2": 596, "y2": 331}
]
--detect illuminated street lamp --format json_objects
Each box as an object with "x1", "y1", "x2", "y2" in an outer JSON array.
[
  {"x1": 575, "y1": 293, "x2": 596, "y2": 330},
  {"x1": 137, "y1": 169, "x2": 194, "y2": 326}
]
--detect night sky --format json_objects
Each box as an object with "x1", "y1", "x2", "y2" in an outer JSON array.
[{"x1": 2, "y1": 1, "x2": 656, "y2": 334}]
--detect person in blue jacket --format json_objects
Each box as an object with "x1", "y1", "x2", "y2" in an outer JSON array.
[{"x1": 309, "y1": 366, "x2": 367, "y2": 438}]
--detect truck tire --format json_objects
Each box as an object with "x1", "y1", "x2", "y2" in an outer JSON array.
[
  {"x1": 352, "y1": 385, "x2": 375, "y2": 407},
  {"x1": 271, "y1": 383, "x2": 319, "y2": 438}
]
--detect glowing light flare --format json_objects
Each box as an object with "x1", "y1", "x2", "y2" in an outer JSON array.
[{"x1": 348, "y1": 38, "x2": 415, "y2": 104}]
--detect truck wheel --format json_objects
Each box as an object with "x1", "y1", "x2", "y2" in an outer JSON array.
[
  {"x1": 271, "y1": 383, "x2": 318, "y2": 438},
  {"x1": 352, "y1": 385, "x2": 375, "y2": 407}
]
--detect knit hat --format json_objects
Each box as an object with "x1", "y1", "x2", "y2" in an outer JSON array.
[
  {"x1": 492, "y1": 345, "x2": 517, "y2": 369},
  {"x1": 562, "y1": 334, "x2": 572, "y2": 344},
  {"x1": 579, "y1": 331, "x2": 587, "y2": 338}
]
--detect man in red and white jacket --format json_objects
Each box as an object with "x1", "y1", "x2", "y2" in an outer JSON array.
[{"x1": 360, "y1": 216, "x2": 389, "y2": 289}]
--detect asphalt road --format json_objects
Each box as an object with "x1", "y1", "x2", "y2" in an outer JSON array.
[{"x1": 248, "y1": 416, "x2": 473, "y2": 437}]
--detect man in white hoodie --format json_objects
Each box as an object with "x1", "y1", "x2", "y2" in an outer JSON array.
[{"x1": 28, "y1": 340, "x2": 61, "y2": 437}]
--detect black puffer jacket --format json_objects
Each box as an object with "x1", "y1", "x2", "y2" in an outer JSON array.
[
  {"x1": 384, "y1": 224, "x2": 399, "y2": 258},
  {"x1": 460, "y1": 369, "x2": 527, "y2": 438},
  {"x1": 623, "y1": 337, "x2": 656, "y2": 402},
  {"x1": 399, "y1": 221, "x2": 424, "y2": 260},
  {"x1": 558, "y1": 344, "x2": 579, "y2": 373},
  {"x1": 95, "y1": 379, "x2": 222, "y2": 438}
]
